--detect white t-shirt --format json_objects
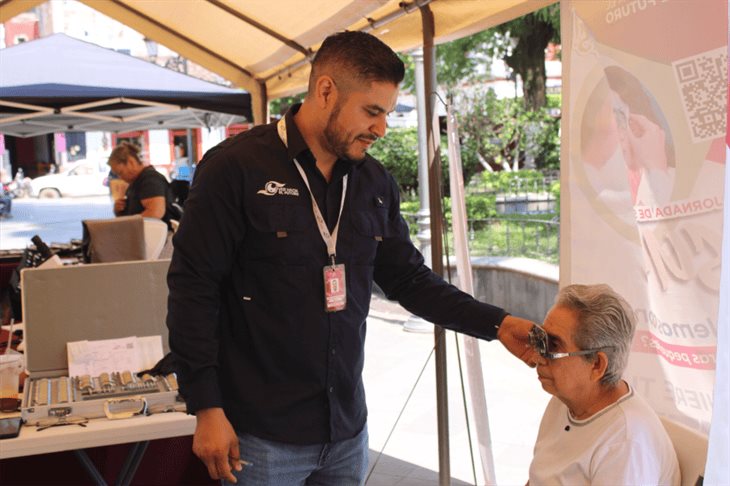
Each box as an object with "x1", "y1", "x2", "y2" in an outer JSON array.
[{"x1": 529, "y1": 386, "x2": 680, "y2": 486}]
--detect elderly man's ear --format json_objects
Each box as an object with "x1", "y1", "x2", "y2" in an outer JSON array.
[{"x1": 590, "y1": 352, "x2": 610, "y2": 383}]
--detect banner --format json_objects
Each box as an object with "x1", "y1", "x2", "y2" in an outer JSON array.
[
  {"x1": 562, "y1": 0, "x2": 727, "y2": 433},
  {"x1": 704, "y1": 18, "x2": 730, "y2": 481},
  {"x1": 446, "y1": 101, "x2": 497, "y2": 485}
]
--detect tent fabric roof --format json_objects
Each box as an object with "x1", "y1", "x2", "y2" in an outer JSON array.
[
  {"x1": 0, "y1": 0, "x2": 555, "y2": 124},
  {"x1": 0, "y1": 34, "x2": 251, "y2": 137},
  {"x1": 81, "y1": 0, "x2": 554, "y2": 99}
]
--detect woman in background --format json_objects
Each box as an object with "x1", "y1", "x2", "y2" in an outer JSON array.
[{"x1": 107, "y1": 142, "x2": 173, "y2": 223}]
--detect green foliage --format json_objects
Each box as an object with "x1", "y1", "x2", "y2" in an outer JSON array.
[
  {"x1": 457, "y1": 218, "x2": 560, "y2": 263},
  {"x1": 464, "y1": 193, "x2": 496, "y2": 220},
  {"x1": 402, "y1": 169, "x2": 558, "y2": 219},
  {"x1": 456, "y1": 89, "x2": 560, "y2": 171},
  {"x1": 400, "y1": 169, "x2": 561, "y2": 263},
  {"x1": 399, "y1": 32, "x2": 495, "y2": 94},
  {"x1": 398, "y1": 53, "x2": 417, "y2": 95},
  {"x1": 490, "y1": 4, "x2": 561, "y2": 109},
  {"x1": 400, "y1": 200, "x2": 420, "y2": 214},
  {"x1": 436, "y1": 31, "x2": 493, "y2": 91},
  {"x1": 368, "y1": 127, "x2": 420, "y2": 196},
  {"x1": 478, "y1": 169, "x2": 545, "y2": 191},
  {"x1": 494, "y1": 4, "x2": 561, "y2": 45},
  {"x1": 549, "y1": 180, "x2": 561, "y2": 214},
  {"x1": 269, "y1": 94, "x2": 305, "y2": 117}
]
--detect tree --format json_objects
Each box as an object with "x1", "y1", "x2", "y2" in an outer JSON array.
[
  {"x1": 492, "y1": 5, "x2": 560, "y2": 110},
  {"x1": 269, "y1": 93, "x2": 305, "y2": 118},
  {"x1": 400, "y1": 31, "x2": 493, "y2": 94},
  {"x1": 456, "y1": 89, "x2": 560, "y2": 172},
  {"x1": 401, "y1": 4, "x2": 560, "y2": 111},
  {"x1": 367, "y1": 127, "x2": 420, "y2": 197}
]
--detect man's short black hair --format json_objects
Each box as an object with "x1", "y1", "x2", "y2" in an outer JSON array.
[{"x1": 309, "y1": 31, "x2": 405, "y2": 92}]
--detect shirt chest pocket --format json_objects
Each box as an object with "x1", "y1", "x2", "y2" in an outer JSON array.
[
  {"x1": 244, "y1": 203, "x2": 314, "y2": 261},
  {"x1": 349, "y1": 208, "x2": 396, "y2": 265}
]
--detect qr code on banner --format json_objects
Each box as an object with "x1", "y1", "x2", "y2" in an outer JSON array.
[{"x1": 673, "y1": 47, "x2": 727, "y2": 143}]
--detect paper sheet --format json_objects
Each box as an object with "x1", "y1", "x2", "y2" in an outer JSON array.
[{"x1": 67, "y1": 335, "x2": 164, "y2": 377}]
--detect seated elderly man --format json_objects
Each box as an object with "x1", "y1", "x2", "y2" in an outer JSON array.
[{"x1": 528, "y1": 284, "x2": 679, "y2": 486}]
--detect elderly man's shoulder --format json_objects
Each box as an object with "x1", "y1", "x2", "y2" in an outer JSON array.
[{"x1": 616, "y1": 389, "x2": 664, "y2": 429}]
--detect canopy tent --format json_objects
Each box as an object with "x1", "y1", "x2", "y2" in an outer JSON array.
[
  {"x1": 0, "y1": 0, "x2": 554, "y2": 125},
  {"x1": 0, "y1": 33, "x2": 252, "y2": 137}
]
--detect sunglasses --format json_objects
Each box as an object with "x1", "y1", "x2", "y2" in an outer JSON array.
[{"x1": 528, "y1": 324, "x2": 614, "y2": 360}]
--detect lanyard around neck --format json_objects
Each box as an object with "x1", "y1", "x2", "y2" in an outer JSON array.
[{"x1": 277, "y1": 117, "x2": 348, "y2": 265}]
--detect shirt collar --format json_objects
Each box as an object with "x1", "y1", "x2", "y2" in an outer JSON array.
[{"x1": 282, "y1": 103, "x2": 364, "y2": 171}]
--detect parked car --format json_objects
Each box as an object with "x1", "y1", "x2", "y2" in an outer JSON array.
[{"x1": 29, "y1": 161, "x2": 109, "y2": 198}]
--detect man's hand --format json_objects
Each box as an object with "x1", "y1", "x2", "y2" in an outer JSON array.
[
  {"x1": 193, "y1": 407, "x2": 243, "y2": 483},
  {"x1": 113, "y1": 198, "x2": 127, "y2": 216},
  {"x1": 627, "y1": 113, "x2": 668, "y2": 171},
  {"x1": 497, "y1": 315, "x2": 542, "y2": 367}
]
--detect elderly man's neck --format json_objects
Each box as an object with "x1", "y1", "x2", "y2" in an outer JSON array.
[{"x1": 567, "y1": 379, "x2": 630, "y2": 420}]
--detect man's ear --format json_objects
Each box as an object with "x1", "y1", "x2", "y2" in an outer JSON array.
[
  {"x1": 313, "y1": 75, "x2": 338, "y2": 109},
  {"x1": 590, "y1": 351, "x2": 609, "y2": 383}
]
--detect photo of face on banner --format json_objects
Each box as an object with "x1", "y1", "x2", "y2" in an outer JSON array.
[
  {"x1": 604, "y1": 66, "x2": 677, "y2": 204},
  {"x1": 580, "y1": 65, "x2": 676, "y2": 210}
]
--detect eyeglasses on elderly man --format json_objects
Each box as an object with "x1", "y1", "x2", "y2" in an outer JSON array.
[{"x1": 527, "y1": 283, "x2": 680, "y2": 486}]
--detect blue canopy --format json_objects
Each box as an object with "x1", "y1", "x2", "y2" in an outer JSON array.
[{"x1": 0, "y1": 34, "x2": 251, "y2": 137}]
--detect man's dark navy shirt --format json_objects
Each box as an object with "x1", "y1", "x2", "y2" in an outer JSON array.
[{"x1": 167, "y1": 105, "x2": 508, "y2": 445}]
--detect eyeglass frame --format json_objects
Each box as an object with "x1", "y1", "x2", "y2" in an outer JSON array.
[{"x1": 528, "y1": 324, "x2": 615, "y2": 360}]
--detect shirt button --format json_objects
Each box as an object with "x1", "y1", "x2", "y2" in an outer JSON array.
[
  {"x1": 329, "y1": 386, "x2": 334, "y2": 393},
  {"x1": 331, "y1": 348, "x2": 336, "y2": 355}
]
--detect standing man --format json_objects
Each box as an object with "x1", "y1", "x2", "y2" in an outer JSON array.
[{"x1": 167, "y1": 31, "x2": 535, "y2": 485}]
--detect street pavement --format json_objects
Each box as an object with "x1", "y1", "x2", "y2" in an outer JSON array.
[
  {"x1": 0, "y1": 195, "x2": 114, "y2": 250},
  {"x1": 365, "y1": 296, "x2": 549, "y2": 485}
]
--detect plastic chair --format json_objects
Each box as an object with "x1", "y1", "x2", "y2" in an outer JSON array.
[{"x1": 660, "y1": 417, "x2": 709, "y2": 486}]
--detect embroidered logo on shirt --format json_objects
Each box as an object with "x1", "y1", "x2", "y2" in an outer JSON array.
[{"x1": 257, "y1": 181, "x2": 300, "y2": 197}]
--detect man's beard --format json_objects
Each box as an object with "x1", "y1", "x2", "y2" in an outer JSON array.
[{"x1": 323, "y1": 102, "x2": 375, "y2": 162}]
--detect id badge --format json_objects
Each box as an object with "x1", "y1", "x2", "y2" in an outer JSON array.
[{"x1": 323, "y1": 264, "x2": 347, "y2": 312}]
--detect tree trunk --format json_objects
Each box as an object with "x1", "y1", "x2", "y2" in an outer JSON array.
[{"x1": 505, "y1": 17, "x2": 554, "y2": 111}]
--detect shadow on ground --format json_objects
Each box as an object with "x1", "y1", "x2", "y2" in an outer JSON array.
[{"x1": 367, "y1": 449, "x2": 473, "y2": 486}]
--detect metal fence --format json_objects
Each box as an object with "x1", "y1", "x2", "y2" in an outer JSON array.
[
  {"x1": 465, "y1": 171, "x2": 559, "y2": 196},
  {"x1": 402, "y1": 213, "x2": 560, "y2": 264}
]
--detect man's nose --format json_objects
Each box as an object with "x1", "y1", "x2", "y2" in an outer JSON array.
[{"x1": 371, "y1": 115, "x2": 387, "y2": 139}]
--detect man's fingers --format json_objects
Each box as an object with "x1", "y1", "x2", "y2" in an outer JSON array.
[
  {"x1": 229, "y1": 440, "x2": 242, "y2": 471},
  {"x1": 201, "y1": 457, "x2": 221, "y2": 481},
  {"x1": 215, "y1": 453, "x2": 237, "y2": 483},
  {"x1": 229, "y1": 457, "x2": 244, "y2": 472}
]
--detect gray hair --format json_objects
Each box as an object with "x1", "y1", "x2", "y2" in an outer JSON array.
[{"x1": 555, "y1": 284, "x2": 636, "y2": 386}]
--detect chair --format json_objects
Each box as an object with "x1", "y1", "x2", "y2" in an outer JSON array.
[
  {"x1": 143, "y1": 218, "x2": 169, "y2": 260},
  {"x1": 660, "y1": 416, "x2": 709, "y2": 486},
  {"x1": 82, "y1": 216, "x2": 146, "y2": 263},
  {"x1": 82, "y1": 216, "x2": 169, "y2": 262}
]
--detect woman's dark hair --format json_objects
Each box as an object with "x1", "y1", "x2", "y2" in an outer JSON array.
[
  {"x1": 308, "y1": 31, "x2": 404, "y2": 93},
  {"x1": 108, "y1": 142, "x2": 142, "y2": 166}
]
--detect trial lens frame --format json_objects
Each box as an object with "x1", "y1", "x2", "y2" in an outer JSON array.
[{"x1": 528, "y1": 324, "x2": 614, "y2": 360}]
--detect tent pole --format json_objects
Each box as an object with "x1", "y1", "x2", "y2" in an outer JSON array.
[
  {"x1": 420, "y1": 5, "x2": 451, "y2": 486},
  {"x1": 252, "y1": 81, "x2": 269, "y2": 125}
]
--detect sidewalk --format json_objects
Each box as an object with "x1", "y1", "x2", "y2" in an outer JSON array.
[{"x1": 364, "y1": 294, "x2": 549, "y2": 485}]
